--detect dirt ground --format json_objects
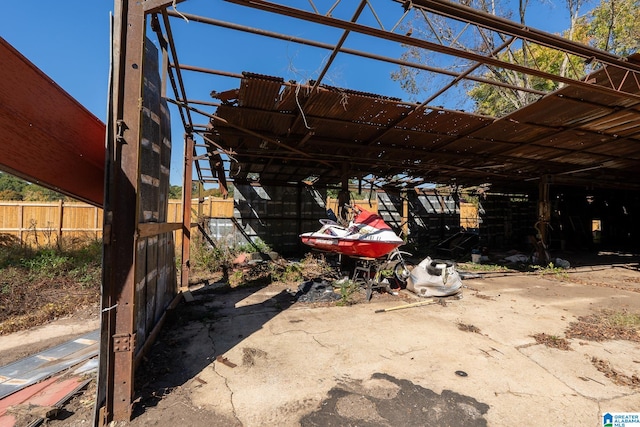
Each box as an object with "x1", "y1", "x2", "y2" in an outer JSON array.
[{"x1": 3, "y1": 252, "x2": 640, "y2": 426}]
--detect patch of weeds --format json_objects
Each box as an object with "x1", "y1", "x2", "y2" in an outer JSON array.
[
  {"x1": 270, "y1": 253, "x2": 336, "y2": 285},
  {"x1": 69, "y1": 264, "x2": 101, "y2": 287},
  {"x1": 0, "y1": 240, "x2": 34, "y2": 269},
  {"x1": 0, "y1": 294, "x2": 96, "y2": 335},
  {"x1": 591, "y1": 357, "x2": 640, "y2": 388},
  {"x1": 534, "y1": 262, "x2": 569, "y2": 280},
  {"x1": 532, "y1": 332, "x2": 572, "y2": 350},
  {"x1": 191, "y1": 240, "x2": 231, "y2": 274},
  {"x1": 337, "y1": 279, "x2": 360, "y2": 306},
  {"x1": 271, "y1": 261, "x2": 303, "y2": 283},
  {"x1": 235, "y1": 238, "x2": 271, "y2": 254},
  {"x1": 0, "y1": 239, "x2": 101, "y2": 334},
  {"x1": 20, "y1": 249, "x2": 72, "y2": 278},
  {"x1": 228, "y1": 270, "x2": 245, "y2": 287},
  {"x1": 457, "y1": 262, "x2": 511, "y2": 272},
  {"x1": 457, "y1": 323, "x2": 481, "y2": 334},
  {"x1": 566, "y1": 309, "x2": 640, "y2": 342}
]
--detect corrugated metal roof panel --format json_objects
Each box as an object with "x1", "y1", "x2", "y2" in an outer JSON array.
[
  {"x1": 209, "y1": 69, "x2": 640, "y2": 191},
  {"x1": 580, "y1": 109, "x2": 640, "y2": 136},
  {"x1": 238, "y1": 74, "x2": 284, "y2": 110},
  {"x1": 469, "y1": 119, "x2": 555, "y2": 143},
  {"x1": 509, "y1": 95, "x2": 614, "y2": 126}
]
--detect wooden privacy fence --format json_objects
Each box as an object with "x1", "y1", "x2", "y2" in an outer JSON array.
[
  {"x1": 0, "y1": 200, "x2": 103, "y2": 246},
  {"x1": 0, "y1": 199, "x2": 235, "y2": 246}
]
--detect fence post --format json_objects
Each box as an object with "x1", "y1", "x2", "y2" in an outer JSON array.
[
  {"x1": 57, "y1": 199, "x2": 64, "y2": 244},
  {"x1": 18, "y1": 204, "x2": 23, "y2": 244},
  {"x1": 95, "y1": 206, "x2": 100, "y2": 240}
]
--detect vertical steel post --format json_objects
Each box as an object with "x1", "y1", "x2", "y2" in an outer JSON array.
[
  {"x1": 98, "y1": 0, "x2": 145, "y2": 423},
  {"x1": 181, "y1": 133, "x2": 194, "y2": 290},
  {"x1": 538, "y1": 175, "x2": 551, "y2": 244},
  {"x1": 402, "y1": 191, "x2": 409, "y2": 238}
]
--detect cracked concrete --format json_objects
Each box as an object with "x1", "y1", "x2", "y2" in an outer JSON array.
[{"x1": 127, "y1": 262, "x2": 640, "y2": 426}]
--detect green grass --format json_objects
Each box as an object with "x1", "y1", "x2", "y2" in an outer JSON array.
[
  {"x1": 534, "y1": 262, "x2": 569, "y2": 279},
  {"x1": 456, "y1": 262, "x2": 512, "y2": 272},
  {"x1": 0, "y1": 237, "x2": 102, "y2": 334},
  {"x1": 337, "y1": 279, "x2": 360, "y2": 306},
  {"x1": 605, "y1": 311, "x2": 640, "y2": 329}
]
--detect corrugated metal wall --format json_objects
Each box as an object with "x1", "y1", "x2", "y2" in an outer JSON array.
[
  {"x1": 479, "y1": 194, "x2": 536, "y2": 250},
  {"x1": 133, "y1": 39, "x2": 176, "y2": 354},
  {"x1": 234, "y1": 184, "x2": 327, "y2": 255}
]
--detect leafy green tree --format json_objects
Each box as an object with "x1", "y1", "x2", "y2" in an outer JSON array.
[
  {"x1": 168, "y1": 185, "x2": 182, "y2": 199},
  {"x1": 574, "y1": 0, "x2": 639, "y2": 56},
  {"x1": 0, "y1": 189, "x2": 23, "y2": 201},
  {"x1": 467, "y1": 44, "x2": 584, "y2": 115},
  {"x1": 391, "y1": 0, "x2": 636, "y2": 116},
  {"x1": 391, "y1": 0, "x2": 543, "y2": 111},
  {"x1": 22, "y1": 185, "x2": 64, "y2": 202},
  {"x1": 0, "y1": 173, "x2": 28, "y2": 194}
]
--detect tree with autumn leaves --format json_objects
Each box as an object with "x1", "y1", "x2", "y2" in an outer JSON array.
[{"x1": 392, "y1": 0, "x2": 639, "y2": 117}]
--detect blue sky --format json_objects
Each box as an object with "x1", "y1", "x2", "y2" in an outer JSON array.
[{"x1": 1, "y1": 0, "x2": 580, "y2": 186}]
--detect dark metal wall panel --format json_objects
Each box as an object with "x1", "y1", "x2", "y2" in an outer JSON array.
[
  {"x1": 235, "y1": 183, "x2": 326, "y2": 255},
  {"x1": 479, "y1": 194, "x2": 536, "y2": 250},
  {"x1": 134, "y1": 39, "x2": 177, "y2": 354},
  {"x1": 135, "y1": 239, "x2": 148, "y2": 352},
  {"x1": 145, "y1": 236, "x2": 159, "y2": 336},
  {"x1": 404, "y1": 191, "x2": 460, "y2": 252}
]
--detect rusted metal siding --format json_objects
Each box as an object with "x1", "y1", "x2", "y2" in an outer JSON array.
[{"x1": 0, "y1": 38, "x2": 105, "y2": 207}]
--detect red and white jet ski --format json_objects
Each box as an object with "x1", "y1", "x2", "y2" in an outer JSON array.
[{"x1": 300, "y1": 206, "x2": 404, "y2": 259}]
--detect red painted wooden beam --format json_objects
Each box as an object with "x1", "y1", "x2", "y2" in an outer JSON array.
[{"x1": 0, "y1": 37, "x2": 105, "y2": 207}]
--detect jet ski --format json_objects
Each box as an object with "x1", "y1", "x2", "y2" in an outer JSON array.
[{"x1": 300, "y1": 206, "x2": 404, "y2": 259}]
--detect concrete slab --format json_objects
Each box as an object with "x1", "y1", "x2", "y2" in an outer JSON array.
[{"x1": 126, "y1": 266, "x2": 640, "y2": 427}]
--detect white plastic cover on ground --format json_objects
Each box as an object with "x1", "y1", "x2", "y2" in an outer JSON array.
[{"x1": 407, "y1": 257, "x2": 462, "y2": 297}]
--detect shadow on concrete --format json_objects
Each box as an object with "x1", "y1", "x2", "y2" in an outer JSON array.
[
  {"x1": 300, "y1": 372, "x2": 490, "y2": 427},
  {"x1": 556, "y1": 250, "x2": 640, "y2": 268},
  {"x1": 132, "y1": 281, "x2": 295, "y2": 419}
]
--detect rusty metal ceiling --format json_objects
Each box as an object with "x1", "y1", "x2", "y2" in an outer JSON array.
[
  {"x1": 204, "y1": 63, "x2": 640, "y2": 191},
  {"x1": 148, "y1": 0, "x2": 640, "y2": 193}
]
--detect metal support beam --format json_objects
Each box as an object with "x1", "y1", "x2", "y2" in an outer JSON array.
[
  {"x1": 405, "y1": 0, "x2": 638, "y2": 70},
  {"x1": 166, "y1": 11, "x2": 549, "y2": 97},
  {"x1": 143, "y1": 0, "x2": 186, "y2": 13},
  {"x1": 225, "y1": 0, "x2": 640, "y2": 102},
  {"x1": 98, "y1": 0, "x2": 145, "y2": 423},
  {"x1": 181, "y1": 133, "x2": 194, "y2": 291},
  {"x1": 538, "y1": 175, "x2": 551, "y2": 245}
]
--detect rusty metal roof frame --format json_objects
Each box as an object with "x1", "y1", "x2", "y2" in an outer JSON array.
[{"x1": 147, "y1": 0, "x2": 640, "y2": 192}]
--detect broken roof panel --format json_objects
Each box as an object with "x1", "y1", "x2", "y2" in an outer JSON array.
[{"x1": 206, "y1": 67, "x2": 640, "y2": 191}]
